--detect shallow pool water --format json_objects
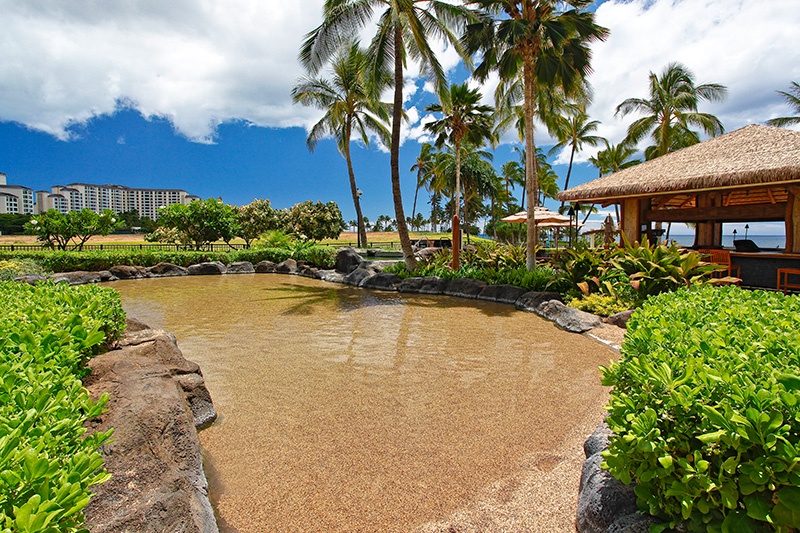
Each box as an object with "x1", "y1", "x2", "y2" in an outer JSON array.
[{"x1": 114, "y1": 274, "x2": 612, "y2": 532}]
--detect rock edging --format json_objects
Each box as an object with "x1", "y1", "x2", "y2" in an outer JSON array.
[
  {"x1": 16, "y1": 249, "x2": 627, "y2": 338},
  {"x1": 577, "y1": 424, "x2": 662, "y2": 533},
  {"x1": 83, "y1": 319, "x2": 219, "y2": 533}
]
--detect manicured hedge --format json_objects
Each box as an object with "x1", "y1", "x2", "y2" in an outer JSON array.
[
  {"x1": 602, "y1": 285, "x2": 800, "y2": 532},
  {"x1": 0, "y1": 282, "x2": 126, "y2": 532},
  {"x1": 0, "y1": 245, "x2": 337, "y2": 273}
]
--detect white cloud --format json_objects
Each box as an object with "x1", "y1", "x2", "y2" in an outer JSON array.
[
  {"x1": 0, "y1": 0, "x2": 326, "y2": 140},
  {"x1": 1, "y1": 0, "x2": 798, "y2": 149},
  {"x1": 587, "y1": 0, "x2": 800, "y2": 153}
]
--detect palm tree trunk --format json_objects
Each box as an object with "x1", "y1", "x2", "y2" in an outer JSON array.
[
  {"x1": 524, "y1": 55, "x2": 539, "y2": 270},
  {"x1": 344, "y1": 132, "x2": 367, "y2": 248},
  {"x1": 431, "y1": 192, "x2": 438, "y2": 232},
  {"x1": 559, "y1": 144, "x2": 576, "y2": 211},
  {"x1": 391, "y1": 26, "x2": 416, "y2": 270},
  {"x1": 411, "y1": 180, "x2": 419, "y2": 223}
]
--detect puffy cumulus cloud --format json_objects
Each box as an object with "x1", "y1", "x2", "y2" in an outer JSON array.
[
  {"x1": 579, "y1": 0, "x2": 800, "y2": 163},
  {"x1": 0, "y1": 0, "x2": 327, "y2": 141},
  {"x1": 0, "y1": 0, "x2": 473, "y2": 143}
]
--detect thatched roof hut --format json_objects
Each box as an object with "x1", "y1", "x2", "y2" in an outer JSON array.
[{"x1": 557, "y1": 125, "x2": 800, "y2": 253}]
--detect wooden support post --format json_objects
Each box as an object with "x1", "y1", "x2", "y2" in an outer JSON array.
[
  {"x1": 695, "y1": 193, "x2": 715, "y2": 248},
  {"x1": 787, "y1": 190, "x2": 800, "y2": 253},
  {"x1": 620, "y1": 198, "x2": 641, "y2": 245}
]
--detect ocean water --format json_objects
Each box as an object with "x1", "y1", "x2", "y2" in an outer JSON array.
[{"x1": 668, "y1": 234, "x2": 786, "y2": 250}]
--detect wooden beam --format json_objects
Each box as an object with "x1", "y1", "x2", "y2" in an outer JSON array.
[
  {"x1": 767, "y1": 188, "x2": 776, "y2": 204},
  {"x1": 647, "y1": 203, "x2": 786, "y2": 223}
]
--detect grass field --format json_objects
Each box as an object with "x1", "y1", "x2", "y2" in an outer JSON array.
[{"x1": 0, "y1": 231, "x2": 454, "y2": 247}]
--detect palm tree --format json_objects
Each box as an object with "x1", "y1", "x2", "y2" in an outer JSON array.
[
  {"x1": 465, "y1": 0, "x2": 608, "y2": 269},
  {"x1": 548, "y1": 105, "x2": 601, "y2": 208},
  {"x1": 589, "y1": 139, "x2": 641, "y2": 177},
  {"x1": 425, "y1": 83, "x2": 495, "y2": 263},
  {"x1": 301, "y1": 1, "x2": 476, "y2": 270},
  {"x1": 615, "y1": 62, "x2": 728, "y2": 160},
  {"x1": 767, "y1": 81, "x2": 800, "y2": 127},
  {"x1": 501, "y1": 146, "x2": 527, "y2": 210},
  {"x1": 588, "y1": 139, "x2": 641, "y2": 223},
  {"x1": 410, "y1": 143, "x2": 436, "y2": 224},
  {"x1": 535, "y1": 148, "x2": 559, "y2": 204},
  {"x1": 292, "y1": 41, "x2": 389, "y2": 249}
]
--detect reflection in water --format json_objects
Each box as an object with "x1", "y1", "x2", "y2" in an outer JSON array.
[{"x1": 114, "y1": 275, "x2": 612, "y2": 532}]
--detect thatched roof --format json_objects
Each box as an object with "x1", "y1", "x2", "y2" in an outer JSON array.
[{"x1": 558, "y1": 124, "x2": 800, "y2": 203}]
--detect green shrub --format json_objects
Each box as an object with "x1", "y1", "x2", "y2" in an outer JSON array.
[
  {"x1": 568, "y1": 293, "x2": 631, "y2": 316},
  {"x1": 386, "y1": 246, "x2": 558, "y2": 292},
  {"x1": 0, "y1": 245, "x2": 337, "y2": 273},
  {"x1": 0, "y1": 282, "x2": 126, "y2": 532},
  {"x1": 0, "y1": 259, "x2": 50, "y2": 281},
  {"x1": 601, "y1": 285, "x2": 800, "y2": 532},
  {"x1": 609, "y1": 239, "x2": 722, "y2": 306}
]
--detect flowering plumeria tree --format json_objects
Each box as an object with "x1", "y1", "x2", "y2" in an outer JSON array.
[{"x1": 26, "y1": 209, "x2": 119, "y2": 250}]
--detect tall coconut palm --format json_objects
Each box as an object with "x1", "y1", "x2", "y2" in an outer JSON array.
[
  {"x1": 465, "y1": 0, "x2": 608, "y2": 269},
  {"x1": 301, "y1": 0, "x2": 476, "y2": 271},
  {"x1": 548, "y1": 105, "x2": 601, "y2": 209},
  {"x1": 410, "y1": 143, "x2": 436, "y2": 223},
  {"x1": 767, "y1": 81, "x2": 800, "y2": 127},
  {"x1": 425, "y1": 83, "x2": 495, "y2": 264},
  {"x1": 292, "y1": 41, "x2": 389, "y2": 249},
  {"x1": 616, "y1": 62, "x2": 727, "y2": 160}
]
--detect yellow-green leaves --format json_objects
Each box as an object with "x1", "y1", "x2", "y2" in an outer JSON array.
[
  {"x1": 602, "y1": 285, "x2": 800, "y2": 531},
  {"x1": 0, "y1": 282, "x2": 123, "y2": 532}
]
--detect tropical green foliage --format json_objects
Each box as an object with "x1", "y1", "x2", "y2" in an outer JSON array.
[
  {"x1": 568, "y1": 292, "x2": 630, "y2": 316},
  {"x1": 465, "y1": 0, "x2": 608, "y2": 269},
  {"x1": 0, "y1": 245, "x2": 338, "y2": 272},
  {"x1": 0, "y1": 282, "x2": 125, "y2": 532},
  {"x1": 548, "y1": 104, "x2": 601, "y2": 204},
  {"x1": 153, "y1": 199, "x2": 238, "y2": 250},
  {"x1": 236, "y1": 199, "x2": 281, "y2": 247},
  {"x1": 26, "y1": 210, "x2": 120, "y2": 251},
  {"x1": 0, "y1": 258, "x2": 49, "y2": 281},
  {"x1": 285, "y1": 200, "x2": 345, "y2": 242},
  {"x1": 616, "y1": 62, "x2": 727, "y2": 160},
  {"x1": 388, "y1": 241, "x2": 556, "y2": 291},
  {"x1": 425, "y1": 82, "x2": 496, "y2": 232},
  {"x1": 551, "y1": 239, "x2": 725, "y2": 311},
  {"x1": 602, "y1": 286, "x2": 800, "y2": 532},
  {"x1": 115, "y1": 210, "x2": 156, "y2": 233}
]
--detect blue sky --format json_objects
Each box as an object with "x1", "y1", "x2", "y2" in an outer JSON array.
[{"x1": 1, "y1": 0, "x2": 798, "y2": 234}]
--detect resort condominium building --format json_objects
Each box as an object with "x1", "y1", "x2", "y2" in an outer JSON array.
[
  {"x1": 40, "y1": 183, "x2": 200, "y2": 220},
  {"x1": 0, "y1": 172, "x2": 35, "y2": 215}
]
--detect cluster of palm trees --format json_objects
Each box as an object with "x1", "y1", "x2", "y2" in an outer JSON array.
[
  {"x1": 293, "y1": 0, "x2": 798, "y2": 271},
  {"x1": 294, "y1": 0, "x2": 610, "y2": 270}
]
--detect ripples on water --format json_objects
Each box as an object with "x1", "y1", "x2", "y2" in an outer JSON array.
[{"x1": 114, "y1": 275, "x2": 612, "y2": 532}]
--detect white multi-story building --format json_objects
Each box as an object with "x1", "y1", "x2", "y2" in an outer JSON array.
[
  {"x1": 43, "y1": 183, "x2": 200, "y2": 220},
  {"x1": 0, "y1": 172, "x2": 35, "y2": 214},
  {"x1": 35, "y1": 191, "x2": 69, "y2": 214}
]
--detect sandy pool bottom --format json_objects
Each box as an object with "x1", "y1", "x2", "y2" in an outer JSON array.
[{"x1": 115, "y1": 275, "x2": 615, "y2": 532}]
